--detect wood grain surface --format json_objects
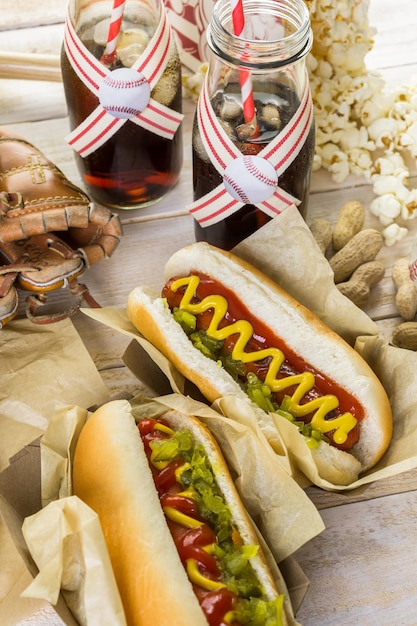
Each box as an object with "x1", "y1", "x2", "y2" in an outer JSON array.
[{"x1": 1, "y1": 2, "x2": 417, "y2": 624}]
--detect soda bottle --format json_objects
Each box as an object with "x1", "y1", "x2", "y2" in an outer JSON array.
[
  {"x1": 61, "y1": 0, "x2": 183, "y2": 209},
  {"x1": 190, "y1": 0, "x2": 315, "y2": 249}
]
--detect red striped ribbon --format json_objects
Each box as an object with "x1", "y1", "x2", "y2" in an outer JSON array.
[
  {"x1": 63, "y1": 6, "x2": 183, "y2": 157},
  {"x1": 188, "y1": 74, "x2": 313, "y2": 227}
]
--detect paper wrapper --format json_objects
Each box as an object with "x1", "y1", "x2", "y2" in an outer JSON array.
[
  {"x1": 0, "y1": 318, "x2": 110, "y2": 473},
  {"x1": 22, "y1": 496, "x2": 127, "y2": 626},
  {"x1": 21, "y1": 395, "x2": 320, "y2": 625},
  {"x1": 355, "y1": 336, "x2": 417, "y2": 475},
  {"x1": 81, "y1": 207, "x2": 417, "y2": 493},
  {"x1": 19, "y1": 405, "x2": 128, "y2": 626},
  {"x1": 0, "y1": 318, "x2": 111, "y2": 624}
]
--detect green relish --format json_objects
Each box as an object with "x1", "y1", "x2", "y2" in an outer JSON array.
[{"x1": 148, "y1": 428, "x2": 284, "y2": 625}]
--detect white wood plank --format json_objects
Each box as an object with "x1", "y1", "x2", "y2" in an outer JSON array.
[
  {"x1": 0, "y1": 22, "x2": 67, "y2": 123},
  {"x1": 295, "y1": 490, "x2": 417, "y2": 625},
  {"x1": 0, "y1": 0, "x2": 67, "y2": 29},
  {"x1": 0, "y1": 23, "x2": 64, "y2": 55},
  {"x1": 367, "y1": 0, "x2": 417, "y2": 70}
]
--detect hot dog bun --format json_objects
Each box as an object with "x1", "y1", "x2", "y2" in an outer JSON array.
[
  {"x1": 127, "y1": 242, "x2": 392, "y2": 486},
  {"x1": 73, "y1": 399, "x2": 290, "y2": 626}
]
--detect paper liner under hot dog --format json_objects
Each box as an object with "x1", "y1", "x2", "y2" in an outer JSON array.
[{"x1": 21, "y1": 395, "x2": 319, "y2": 625}]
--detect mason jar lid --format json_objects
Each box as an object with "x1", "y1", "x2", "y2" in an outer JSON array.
[{"x1": 207, "y1": 0, "x2": 313, "y2": 70}]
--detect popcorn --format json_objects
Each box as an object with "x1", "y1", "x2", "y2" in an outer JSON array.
[
  {"x1": 337, "y1": 126, "x2": 374, "y2": 152},
  {"x1": 367, "y1": 118, "x2": 400, "y2": 150},
  {"x1": 372, "y1": 174, "x2": 409, "y2": 199},
  {"x1": 372, "y1": 153, "x2": 407, "y2": 177},
  {"x1": 306, "y1": 0, "x2": 417, "y2": 243},
  {"x1": 324, "y1": 149, "x2": 350, "y2": 183},
  {"x1": 382, "y1": 223, "x2": 409, "y2": 247},
  {"x1": 402, "y1": 189, "x2": 417, "y2": 219},
  {"x1": 399, "y1": 121, "x2": 417, "y2": 155},
  {"x1": 327, "y1": 42, "x2": 369, "y2": 73},
  {"x1": 312, "y1": 153, "x2": 322, "y2": 171},
  {"x1": 348, "y1": 148, "x2": 374, "y2": 178},
  {"x1": 370, "y1": 195, "x2": 402, "y2": 226}
]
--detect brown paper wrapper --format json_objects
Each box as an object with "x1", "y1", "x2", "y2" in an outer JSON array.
[
  {"x1": 81, "y1": 207, "x2": 415, "y2": 492},
  {"x1": 355, "y1": 336, "x2": 417, "y2": 474},
  {"x1": 17, "y1": 405, "x2": 128, "y2": 626},
  {"x1": 22, "y1": 496, "x2": 127, "y2": 626},
  {"x1": 0, "y1": 318, "x2": 110, "y2": 473},
  {"x1": 21, "y1": 395, "x2": 319, "y2": 625},
  {"x1": 0, "y1": 318, "x2": 111, "y2": 624}
]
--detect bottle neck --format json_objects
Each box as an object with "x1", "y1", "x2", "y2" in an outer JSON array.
[{"x1": 207, "y1": 0, "x2": 312, "y2": 71}]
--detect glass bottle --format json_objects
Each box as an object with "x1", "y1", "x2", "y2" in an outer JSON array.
[
  {"x1": 191, "y1": 0, "x2": 315, "y2": 250},
  {"x1": 61, "y1": 0, "x2": 183, "y2": 209}
]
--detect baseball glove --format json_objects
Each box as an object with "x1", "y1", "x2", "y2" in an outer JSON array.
[{"x1": 0, "y1": 127, "x2": 123, "y2": 327}]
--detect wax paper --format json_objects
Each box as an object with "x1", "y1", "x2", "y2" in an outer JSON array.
[
  {"x1": 0, "y1": 317, "x2": 111, "y2": 624},
  {"x1": 0, "y1": 318, "x2": 110, "y2": 473},
  {"x1": 22, "y1": 495, "x2": 127, "y2": 626},
  {"x1": 19, "y1": 404, "x2": 128, "y2": 626},
  {"x1": 232, "y1": 206, "x2": 379, "y2": 345}
]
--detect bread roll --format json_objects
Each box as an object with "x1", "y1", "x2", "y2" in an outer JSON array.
[{"x1": 73, "y1": 399, "x2": 289, "y2": 625}]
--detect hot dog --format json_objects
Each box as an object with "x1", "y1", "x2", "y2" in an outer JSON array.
[
  {"x1": 72, "y1": 399, "x2": 291, "y2": 626},
  {"x1": 127, "y1": 242, "x2": 393, "y2": 486}
]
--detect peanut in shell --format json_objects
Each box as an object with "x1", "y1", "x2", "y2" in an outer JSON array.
[
  {"x1": 332, "y1": 201, "x2": 365, "y2": 251},
  {"x1": 329, "y1": 228, "x2": 384, "y2": 283},
  {"x1": 392, "y1": 322, "x2": 417, "y2": 351}
]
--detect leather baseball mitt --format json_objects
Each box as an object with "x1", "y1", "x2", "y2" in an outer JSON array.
[{"x1": 0, "y1": 127, "x2": 123, "y2": 326}]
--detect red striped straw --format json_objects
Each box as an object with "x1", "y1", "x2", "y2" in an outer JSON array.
[
  {"x1": 230, "y1": 0, "x2": 258, "y2": 132},
  {"x1": 100, "y1": 0, "x2": 126, "y2": 66}
]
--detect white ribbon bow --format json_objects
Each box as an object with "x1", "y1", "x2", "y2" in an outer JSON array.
[
  {"x1": 188, "y1": 74, "x2": 313, "y2": 227},
  {"x1": 64, "y1": 7, "x2": 184, "y2": 157}
]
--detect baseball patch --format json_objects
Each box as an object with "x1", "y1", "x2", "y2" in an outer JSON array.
[
  {"x1": 99, "y1": 67, "x2": 151, "y2": 119},
  {"x1": 223, "y1": 155, "x2": 278, "y2": 204}
]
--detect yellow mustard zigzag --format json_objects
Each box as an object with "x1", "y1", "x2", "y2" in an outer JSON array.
[{"x1": 170, "y1": 275, "x2": 357, "y2": 445}]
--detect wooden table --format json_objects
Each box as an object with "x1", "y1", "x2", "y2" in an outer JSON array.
[{"x1": 1, "y1": 1, "x2": 417, "y2": 624}]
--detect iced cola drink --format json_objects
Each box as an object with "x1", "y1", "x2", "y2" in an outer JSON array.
[
  {"x1": 193, "y1": 83, "x2": 315, "y2": 250},
  {"x1": 61, "y1": 0, "x2": 183, "y2": 209},
  {"x1": 191, "y1": 0, "x2": 314, "y2": 250}
]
